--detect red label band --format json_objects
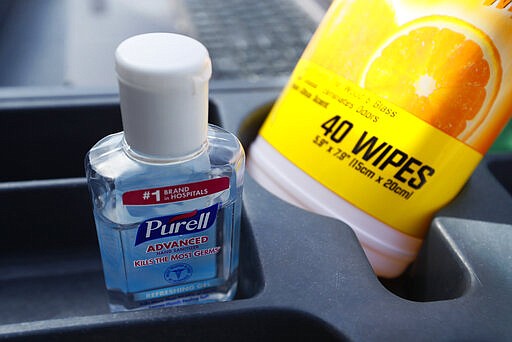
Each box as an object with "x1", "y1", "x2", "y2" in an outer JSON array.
[{"x1": 122, "y1": 177, "x2": 230, "y2": 205}]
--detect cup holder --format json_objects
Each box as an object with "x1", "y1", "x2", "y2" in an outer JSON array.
[
  {"x1": 0, "y1": 101, "x2": 222, "y2": 182},
  {"x1": 488, "y1": 155, "x2": 512, "y2": 197},
  {"x1": 0, "y1": 91, "x2": 510, "y2": 341},
  {"x1": 237, "y1": 100, "x2": 511, "y2": 304},
  {"x1": 238, "y1": 100, "x2": 274, "y2": 151},
  {"x1": 0, "y1": 98, "x2": 263, "y2": 328},
  {"x1": 0, "y1": 180, "x2": 263, "y2": 325}
]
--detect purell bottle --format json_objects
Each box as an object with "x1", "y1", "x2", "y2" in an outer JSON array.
[
  {"x1": 248, "y1": 0, "x2": 512, "y2": 278},
  {"x1": 85, "y1": 33, "x2": 245, "y2": 311}
]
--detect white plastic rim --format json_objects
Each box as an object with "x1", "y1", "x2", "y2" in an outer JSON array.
[{"x1": 248, "y1": 136, "x2": 423, "y2": 278}]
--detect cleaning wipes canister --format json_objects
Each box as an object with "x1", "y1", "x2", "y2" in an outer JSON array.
[{"x1": 248, "y1": 0, "x2": 512, "y2": 278}]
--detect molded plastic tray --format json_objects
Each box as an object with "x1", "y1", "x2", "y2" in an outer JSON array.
[{"x1": 0, "y1": 87, "x2": 510, "y2": 341}]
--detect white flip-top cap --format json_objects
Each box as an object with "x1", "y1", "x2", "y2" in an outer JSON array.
[{"x1": 115, "y1": 33, "x2": 212, "y2": 159}]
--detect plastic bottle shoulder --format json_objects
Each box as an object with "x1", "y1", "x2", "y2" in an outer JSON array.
[
  {"x1": 86, "y1": 124, "x2": 244, "y2": 224},
  {"x1": 86, "y1": 125, "x2": 244, "y2": 183}
]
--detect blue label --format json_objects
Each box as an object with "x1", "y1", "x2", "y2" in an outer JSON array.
[{"x1": 135, "y1": 204, "x2": 219, "y2": 246}]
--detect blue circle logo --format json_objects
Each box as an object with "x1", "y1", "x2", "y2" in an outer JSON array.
[{"x1": 164, "y1": 263, "x2": 193, "y2": 283}]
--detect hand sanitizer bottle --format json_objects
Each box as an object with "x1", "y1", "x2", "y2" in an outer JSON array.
[{"x1": 85, "y1": 33, "x2": 245, "y2": 311}]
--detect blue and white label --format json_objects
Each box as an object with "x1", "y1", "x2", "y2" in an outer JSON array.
[{"x1": 134, "y1": 204, "x2": 219, "y2": 246}]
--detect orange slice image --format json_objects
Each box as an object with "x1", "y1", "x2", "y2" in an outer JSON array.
[{"x1": 361, "y1": 15, "x2": 502, "y2": 153}]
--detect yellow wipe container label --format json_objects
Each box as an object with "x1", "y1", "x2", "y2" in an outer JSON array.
[{"x1": 259, "y1": 0, "x2": 512, "y2": 238}]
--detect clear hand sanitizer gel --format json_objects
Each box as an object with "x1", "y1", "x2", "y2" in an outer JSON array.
[{"x1": 85, "y1": 33, "x2": 245, "y2": 311}]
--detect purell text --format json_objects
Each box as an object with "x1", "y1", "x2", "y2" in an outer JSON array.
[{"x1": 135, "y1": 204, "x2": 219, "y2": 246}]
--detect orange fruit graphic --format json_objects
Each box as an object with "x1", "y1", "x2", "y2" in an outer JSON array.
[
  {"x1": 305, "y1": 0, "x2": 398, "y2": 83},
  {"x1": 361, "y1": 15, "x2": 502, "y2": 153}
]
